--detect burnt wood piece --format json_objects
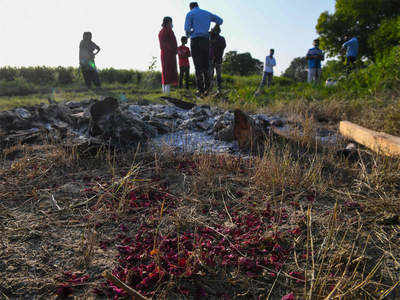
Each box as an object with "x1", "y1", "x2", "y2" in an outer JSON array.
[
  {"x1": 160, "y1": 96, "x2": 196, "y2": 110},
  {"x1": 233, "y1": 109, "x2": 267, "y2": 150}
]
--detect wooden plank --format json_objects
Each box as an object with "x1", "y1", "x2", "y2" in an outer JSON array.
[{"x1": 339, "y1": 121, "x2": 400, "y2": 157}]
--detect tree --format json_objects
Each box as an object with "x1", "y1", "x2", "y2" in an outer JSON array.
[
  {"x1": 222, "y1": 51, "x2": 263, "y2": 76},
  {"x1": 316, "y1": 0, "x2": 400, "y2": 60},
  {"x1": 283, "y1": 57, "x2": 307, "y2": 82},
  {"x1": 368, "y1": 16, "x2": 400, "y2": 58}
]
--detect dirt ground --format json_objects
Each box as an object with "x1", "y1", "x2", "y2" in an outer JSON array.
[{"x1": 1, "y1": 135, "x2": 400, "y2": 299}]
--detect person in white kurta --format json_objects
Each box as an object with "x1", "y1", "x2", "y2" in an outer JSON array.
[{"x1": 256, "y1": 49, "x2": 276, "y2": 94}]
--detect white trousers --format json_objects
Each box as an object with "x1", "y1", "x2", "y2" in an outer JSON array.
[
  {"x1": 308, "y1": 68, "x2": 322, "y2": 83},
  {"x1": 162, "y1": 84, "x2": 171, "y2": 95}
]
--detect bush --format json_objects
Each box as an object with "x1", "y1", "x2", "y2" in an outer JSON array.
[
  {"x1": 274, "y1": 76, "x2": 294, "y2": 87},
  {"x1": 141, "y1": 71, "x2": 162, "y2": 90},
  {"x1": 369, "y1": 16, "x2": 400, "y2": 59},
  {"x1": 322, "y1": 60, "x2": 346, "y2": 80},
  {"x1": 342, "y1": 46, "x2": 400, "y2": 94},
  {"x1": 19, "y1": 66, "x2": 56, "y2": 85},
  {"x1": 99, "y1": 68, "x2": 140, "y2": 84},
  {"x1": 56, "y1": 67, "x2": 75, "y2": 85},
  {"x1": 0, "y1": 67, "x2": 18, "y2": 81},
  {"x1": 0, "y1": 77, "x2": 36, "y2": 96}
]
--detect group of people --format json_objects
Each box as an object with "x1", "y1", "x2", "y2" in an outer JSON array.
[
  {"x1": 159, "y1": 2, "x2": 226, "y2": 96},
  {"x1": 305, "y1": 36, "x2": 359, "y2": 84},
  {"x1": 78, "y1": 2, "x2": 359, "y2": 94}
]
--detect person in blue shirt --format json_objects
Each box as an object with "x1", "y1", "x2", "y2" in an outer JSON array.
[
  {"x1": 306, "y1": 39, "x2": 324, "y2": 83},
  {"x1": 342, "y1": 36, "x2": 359, "y2": 73},
  {"x1": 185, "y1": 2, "x2": 223, "y2": 96}
]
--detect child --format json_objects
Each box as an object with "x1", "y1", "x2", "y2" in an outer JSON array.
[{"x1": 177, "y1": 36, "x2": 191, "y2": 89}]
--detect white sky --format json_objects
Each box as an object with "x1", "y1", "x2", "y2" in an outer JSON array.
[{"x1": 0, "y1": 0, "x2": 335, "y2": 75}]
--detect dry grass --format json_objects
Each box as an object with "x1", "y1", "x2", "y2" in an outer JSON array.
[{"x1": 0, "y1": 129, "x2": 400, "y2": 299}]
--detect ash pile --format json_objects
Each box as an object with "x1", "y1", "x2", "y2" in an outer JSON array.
[{"x1": 0, "y1": 96, "x2": 303, "y2": 154}]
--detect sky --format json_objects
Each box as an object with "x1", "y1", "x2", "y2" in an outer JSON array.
[{"x1": 0, "y1": 0, "x2": 335, "y2": 75}]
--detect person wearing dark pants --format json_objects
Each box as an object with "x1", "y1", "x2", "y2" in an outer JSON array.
[
  {"x1": 81, "y1": 64, "x2": 101, "y2": 88},
  {"x1": 342, "y1": 36, "x2": 359, "y2": 74},
  {"x1": 191, "y1": 37, "x2": 210, "y2": 94},
  {"x1": 209, "y1": 25, "x2": 226, "y2": 92},
  {"x1": 260, "y1": 72, "x2": 273, "y2": 88},
  {"x1": 185, "y1": 2, "x2": 223, "y2": 96},
  {"x1": 79, "y1": 32, "x2": 101, "y2": 89},
  {"x1": 179, "y1": 66, "x2": 190, "y2": 89},
  {"x1": 178, "y1": 36, "x2": 191, "y2": 89}
]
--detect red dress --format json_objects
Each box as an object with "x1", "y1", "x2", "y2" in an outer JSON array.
[{"x1": 158, "y1": 27, "x2": 178, "y2": 85}]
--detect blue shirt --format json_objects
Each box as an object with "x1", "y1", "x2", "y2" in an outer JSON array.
[
  {"x1": 185, "y1": 7, "x2": 223, "y2": 39},
  {"x1": 342, "y1": 37, "x2": 359, "y2": 58},
  {"x1": 307, "y1": 47, "x2": 324, "y2": 69}
]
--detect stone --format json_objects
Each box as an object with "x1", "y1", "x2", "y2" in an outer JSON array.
[
  {"x1": 197, "y1": 119, "x2": 213, "y2": 131},
  {"x1": 136, "y1": 99, "x2": 151, "y2": 106},
  {"x1": 270, "y1": 118, "x2": 284, "y2": 127},
  {"x1": 15, "y1": 108, "x2": 31, "y2": 119},
  {"x1": 148, "y1": 119, "x2": 171, "y2": 134},
  {"x1": 215, "y1": 125, "x2": 235, "y2": 142}
]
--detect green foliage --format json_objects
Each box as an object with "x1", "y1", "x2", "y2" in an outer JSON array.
[
  {"x1": 322, "y1": 60, "x2": 346, "y2": 80},
  {"x1": 283, "y1": 57, "x2": 308, "y2": 82},
  {"x1": 56, "y1": 67, "x2": 76, "y2": 85},
  {"x1": 341, "y1": 46, "x2": 400, "y2": 94},
  {"x1": 148, "y1": 56, "x2": 158, "y2": 72},
  {"x1": 19, "y1": 66, "x2": 56, "y2": 85},
  {"x1": 0, "y1": 77, "x2": 36, "y2": 96},
  {"x1": 316, "y1": 0, "x2": 400, "y2": 59},
  {"x1": 99, "y1": 68, "x2": 139, "y2": 84},
  {"x1": 141, "y1": 71, "x2": 162, "y2": 90},
  {"x1": 368, "y1": 16, "x2": 400, "y2": 58},
  {"x1": 222, "y1": 51, "x2": 263, "y2": 76},
  {"x1": 0, "y1": 67, "x2": 18, "y2": 81}
]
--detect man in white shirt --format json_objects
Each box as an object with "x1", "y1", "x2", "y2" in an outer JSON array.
[{"x1": 256, "y1": 49, "x2": 276, "y2": 95}]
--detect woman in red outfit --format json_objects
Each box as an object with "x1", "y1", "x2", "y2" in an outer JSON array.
[{"x1": 158, "y1": 17, "x2": 178, "y2": 95}]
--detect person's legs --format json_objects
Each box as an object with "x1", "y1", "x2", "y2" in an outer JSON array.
[
  {"x1": 208, "y1": 60, "x2": 215, "y2": 90},
  {"x1": 266, "y1": 72, "x2": 273, "y2": 88},
  {"x1": 92, "y1": 69, "x2": 101, "y2": 88},
  {"x1": 179, "y1": 66, "x2": 184, "y2": 89},
  {"x1": 316, "y1": 68, "x2": 322, "y2": 82},
  {"x1": 81, "y1": 66, "x2": 92, "y2": 88},
  {"x1": 346, "y1": 56, "x2": 356, "y2": 74},
  {"x1": 191, "y1": 38, "x2": 204, "y2": 93},
  {"x1": 308, "y1": 68, "x2": 316, "y2": 83},
  {"x1": 184, "y1": 66, "x2": 190, "y2": 89},
  {"x1": 215, "y1": 63, "x2": 222, "y2": 90},
  {"x1": 259, "y1": 72, "x2": 267, "y2": 88},
  {"x1": 199, "y1": 38, "x2": 210, "y2": 92},
  {"x1": 164, "y1": 84, "x2": 170, "y2": 95}
]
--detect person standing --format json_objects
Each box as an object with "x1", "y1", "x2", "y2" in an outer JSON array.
[
  {"x1": 306, "y1": 39, "x2": 324, "y2": 83},
  {"x1": 159, "y1": 17, "x2": 178, "y2": 95},
  {"x1": 342, "y1": 36, "x2": 359, "y2": 74},
  {"x1": 177, "y1": 36, "x2": 191, "y2": 90},
  {"x1": 79, "y1": 32, "x2": 101, "y2": 89},
  {"x1": 209, "y1": 25, "x2": 226, "y2": 93},
  {"x1": 256, "y1": 49, "x2": 276, "y2": 94},
  {"x1": 185, "y1": 2, "x2": 223, "y2": 96}
]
